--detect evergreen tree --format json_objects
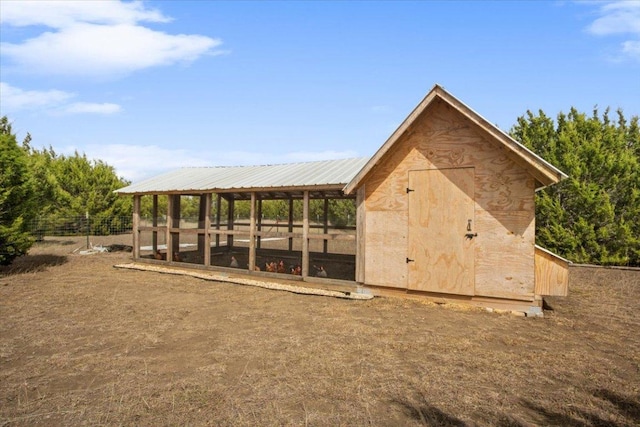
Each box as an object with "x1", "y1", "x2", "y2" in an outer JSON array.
[
  {"x1": 511, "y1": 108, "x2": 640, "y2": 266},
  {"x1": 0, "y1": 117, "x2": 35, "y2": 265}
]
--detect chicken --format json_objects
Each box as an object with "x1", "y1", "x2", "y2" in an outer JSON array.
[
  {"x1": 230, "y1": 256, "x2": 239, "y2": 268},
  {"x1": 153, "y1": 251, "x2": 165, "y2": 260},
  {"x1": 314, "y1": 265, "x2": 327, "y2": 278},
  {"x1": 290, "y1": 265, "x2": 302, "y2": 276},
  {"x1": 172, "y1": 252, "x2": 182, "y2": 262},
  {"x1": 265, "y1": 261, "x2": 277, "y2": 273},
  {"x1": 277, "y1": 260, "x2": 286, "y2": 274}
]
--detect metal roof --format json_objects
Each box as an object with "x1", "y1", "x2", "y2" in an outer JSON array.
[{"x1": 116, "y1": 157, "x2": 369, "y2": 196}]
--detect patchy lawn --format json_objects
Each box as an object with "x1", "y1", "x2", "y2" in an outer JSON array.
[{"x1": 1, "y1": 238, "x2": 639, "y2": 426}]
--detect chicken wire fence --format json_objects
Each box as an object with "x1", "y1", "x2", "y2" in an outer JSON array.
[{"x1": 28, "y1": 216, "x2": 133, "y2": 241}]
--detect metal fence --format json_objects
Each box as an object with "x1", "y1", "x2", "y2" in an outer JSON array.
[{"x1": 28, "y1": 215, "x2": 133, "y2": 241}]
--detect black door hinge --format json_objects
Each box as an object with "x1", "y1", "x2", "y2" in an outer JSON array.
[
  {"x1": 406, "y1": 188, "x2": 414, "y2": 194},
  {"x1": 406, "y1": 257, "x2": 415, "y2": 263}
]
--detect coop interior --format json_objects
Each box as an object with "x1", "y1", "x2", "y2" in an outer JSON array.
[{"x1": 136, "y1": 193, "x2": 357, "y2": 282}]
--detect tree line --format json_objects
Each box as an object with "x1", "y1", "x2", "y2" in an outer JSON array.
[
  {"x1": 2, "y1": 106, "x2": 639, "y2": 266},
  {"x1": 142, "y1": 196, "x2": 355, "y2": 227},
  {"x1": 1, "y1": 117, "x2": 132, "y2": 264},
  {"x1": 511, "y1": 107, "x2": 639, "y2": 266}
]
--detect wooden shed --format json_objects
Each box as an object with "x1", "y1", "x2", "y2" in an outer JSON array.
[{"x1": 117, "y1": 84, "x2": 569, "y2": 314}]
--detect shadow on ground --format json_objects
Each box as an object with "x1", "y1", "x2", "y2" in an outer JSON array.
[
  {"x1": 516, "y1": 388, "x2": 640, "y2": 427},
  {"x1": 36, "y1": 239, "x2": 78, "y2": 246},
  {"x1": 390, "y1": 387, "x2": 639, "y2": 427},
  {"x1": 391, "y1": 394, "x2": 467, "y2": 426},
  {"x1": 0, "y1": 254, "x2": 68, "y2": 276}
]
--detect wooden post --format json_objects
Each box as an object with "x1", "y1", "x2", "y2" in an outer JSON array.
[
  {"x1": 197, "y1": 194, "x2": 207, "y2": 264},
  {"x1": 288, "y1": 197, "x2": 294, "y2": 251},
  {"x1": 204, "y1": 193, "x2": 211, "y2": 266},
  {"x1": 166, "y1": 194, "x2": 173, "y2": 262},
  {"x1": 171, "y1": 195, "x2": 181, "y2": 261},
  {"x1": 227, "y1": 195, "x2": 235, "y2": 250},
  {"x1": 132, "y1": 195, "x2": 140, "y2": 260},
  {"x1": 323, "y1": 196, "x2": 329, "y2": 254},
  {"x1": 256, "y1": 196, "x2": 262, "y2": 249},
  {"x1": 152, "y1": 195, "x2": 158, "y2": 254},
  {"x1": 302, "y1": 191, "x2": 309, "y2": 277},
  {"x1": 249, "y1": 192, "x2": 257, "y2": 271},
  {"x1": 356, "y1": 185, "x2": 366, "y2": 283},
  {"x1": 215, "y1": 194, "x2": 221, "y2": 248}
]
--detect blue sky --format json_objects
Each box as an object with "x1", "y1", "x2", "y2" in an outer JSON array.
[{"x1": 1, "y1": 1, "x2": 639, "y2": 182}]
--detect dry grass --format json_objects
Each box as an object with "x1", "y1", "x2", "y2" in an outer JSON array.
[{"x1": 1, "y1": 237, "x2": 639, "y2": 426}]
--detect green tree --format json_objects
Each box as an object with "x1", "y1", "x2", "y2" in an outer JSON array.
[
  {"x1": 511, "y1": 108, "x2": 640, "y2": 266},
  {"x1": 0, "y1": 117, "x2": 35, "y2": 265},
  {"x1": 25, "y1": 146, "x2": 132, "y2": 235}
]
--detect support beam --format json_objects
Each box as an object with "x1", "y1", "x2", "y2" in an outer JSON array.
[
  {"x1": 227, "y1": 195, "x2": 235, "y2": 249},
  {"x1": 197, "y1": 194, "x2": 208, "y2": 265},
  {"x1": 302, "y1": 190, "x2": 309, "y2": 277},
  {"x1": 166, "y1": 194, "x2": 173, "y2": 262},
  {"x1": 323, "y1": 197, "x2": 329, "y2": 254},
  {"x1": 204, "y1": 193, "x2": 212, "y2": 266},
  {"x1": 257, "y1": 196, "x2": 262, "y2": 249},
  {"x1": 152, "y1": 195, "x2": 158, "y2": 254},
  {"x1": 356, "y1": 185, "x2": 366, "y2": 283},
  {"x1": 288, "y1": 197, "x2": 294, "y2": 251},
  {"x1": 215, "y1": 194, "x2": 221, "y2": 248},
  {"x1": 171, "y1": 195, "x2": 181, "y2": 261},
  {"x1": 249, "y1": 192, "x2": 257, "y2": 271},
  {"x1": 132, "y1": 195, "x2": 140, "y2": 260}
]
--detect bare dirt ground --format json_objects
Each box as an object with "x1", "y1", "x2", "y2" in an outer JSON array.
[{"x1": 1, "y1": 237, "x2": 639, "y2": 426}]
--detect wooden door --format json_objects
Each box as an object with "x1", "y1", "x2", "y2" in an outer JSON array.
[{"x1": 408, "y1": 168, "x2": 475, "y2": 295}]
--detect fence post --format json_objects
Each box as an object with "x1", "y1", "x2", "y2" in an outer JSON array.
[{"x1": 86, "y1": 211, "x2": 90, "y2": 249}]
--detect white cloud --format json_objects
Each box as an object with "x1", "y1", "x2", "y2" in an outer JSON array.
[
  {"x1": 585, "y1": 0, "x2": 640, "y2": 61},
  {"x1": 0, "y1": 1, "x2": 222, "y2": 77},
  {"x1": 587, "y1": 1, "x2": 640, "y2": 35},
  {"x1": 84, "y1": 144, "x2": 213, "y2": 182},
  {"x1": 623, "y1": 39, "x2": 640, "y2": 57},
  {"x1": 0, "y1": 82, "x2": 121, "y2": 115},
  {"x1": 0, "y1": 82, "x2": 73, "y2": 111},
  {"x1": 61, "y1": 102, "x2": 122, "y2": 115},
  {"x1": 0, "y1": 0, "x2": 170, "y2": 28}
]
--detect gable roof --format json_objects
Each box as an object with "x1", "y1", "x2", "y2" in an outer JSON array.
[
  {"x1": 116, "y1": 157, "x2": 369, "y2": 197},
  {"x1": 343, "y1": 84, "x2": 567, "y2": 194}
]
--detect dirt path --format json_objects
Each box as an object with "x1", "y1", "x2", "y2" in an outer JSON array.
[{"x1": 1, "y1": 239, "x2": 639, "y2": 426}]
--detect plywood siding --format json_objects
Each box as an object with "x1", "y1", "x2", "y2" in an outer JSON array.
[
  {"x1": 364, "y1": 211, "x2": 407, "y2": 288},
  {"x1": 362, "y1": 99, "x2": 536, "y2": 299},
  {"x1": 355, "y1": 186, "x2": 366, "y2": 283},
  {"x1": 534, "y1": 246, "x2": 569, "y2": 296}
]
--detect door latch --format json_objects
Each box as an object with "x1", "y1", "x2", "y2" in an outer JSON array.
[
  {"x1": 465, "y1": 219, "x2": 476, "y2": 239},
  {"x1": 406, "y1": 257, "x2": 415, "y2": 263}
]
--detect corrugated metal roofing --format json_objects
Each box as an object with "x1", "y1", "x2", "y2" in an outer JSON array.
[{"x1": 116, "y1": 157, "x2": 370, "y2": 195}]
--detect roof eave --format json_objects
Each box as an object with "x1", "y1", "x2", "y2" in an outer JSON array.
[{"x1": 344, "y1": 84, "x2": 567, "y2": 194}]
